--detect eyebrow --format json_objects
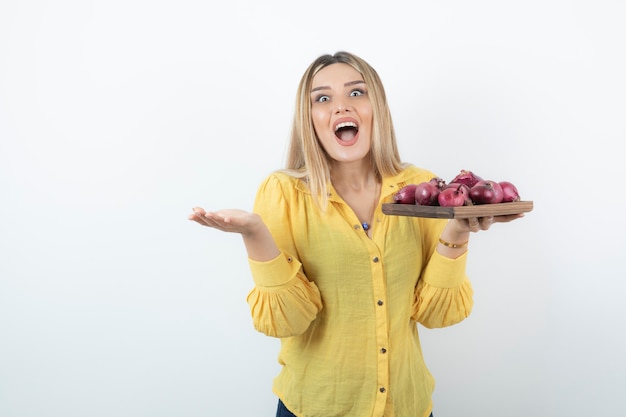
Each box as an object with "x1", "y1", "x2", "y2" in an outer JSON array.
[{"x1": 311, "y1": 80, "x2": 366, "y2": 93}]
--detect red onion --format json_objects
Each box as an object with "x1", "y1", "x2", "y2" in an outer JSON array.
[
  {"x1": 469, "y1": 180, "x2": 504, "y2": 204},
  {"x1": 450, "y1": 170, "x2": 483, "y2": 188},
  {"x1": 438, "y1": 183, "x2": 471, "y2": 207},
  {"x1": 393, "y1": 184, "x2": 419, "y2": 204},
  {"x1": 499, "y1": 181, "x2": 521, "y2": 202},
  {"x1": 415, "y1": 182, "x2": 441, "y2": 205},
  {"x1": 429, "y1": 177, "x2": 447, "y2": 190}
]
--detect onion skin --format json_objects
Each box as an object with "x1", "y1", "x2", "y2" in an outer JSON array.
[
  {"x1": 499, "y1": 181, "x2": 521, "y2": 202},
  {"x1": 443, "y1": 182, "x2": 462, "y2": 190},
  {"x1": 469, "y1": 180, "x2": 504, "y2": 204},
  {"x1": 393, "y1": 184, "x2": 419, "y2": 204},
  {"x1": 392, "y1": 172, "x2": 522, "y2": 206},
  {"x1": 415, "y1": 182, "x2": 441, "y2": 205},
  {"x1": 438, "y1": 183, "x2": 471, "y2": 207},
  {"x1": 450, "y1": 170, "x2": 483, "y2": 188},
  {"x1": 429, "y1": 177, "x2": 447, "y2": 190}
]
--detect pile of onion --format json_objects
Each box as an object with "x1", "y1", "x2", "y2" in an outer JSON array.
[{"x1": 393, "y1": 169, "x2": 521, "y2": 207}]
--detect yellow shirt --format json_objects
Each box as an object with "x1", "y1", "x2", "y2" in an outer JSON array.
[{"x1": 246, "y1": 165, "x2": 474, "y2": 417}]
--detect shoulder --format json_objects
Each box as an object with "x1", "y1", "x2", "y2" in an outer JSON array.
[
  {"x1": 260, "y1": 170, "x2": 303, "y2": 187},
  {"x1": 256, "y1": 170, "x2": 308, "y2": 196},
  {"x1": 389, "y1": 164, "x2": 439, "y2": 186}
]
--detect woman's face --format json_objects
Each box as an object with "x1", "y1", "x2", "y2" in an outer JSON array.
[{"x1": 310, "y1": 63, "x2": 373, "y2": 165}]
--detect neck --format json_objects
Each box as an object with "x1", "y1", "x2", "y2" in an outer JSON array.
[
  {"x1": 329, "y1": 163, "x2": 381, "y2": 236},
  {"x1": 330, "y1": 160, "x2": 377, "y2": 191}
]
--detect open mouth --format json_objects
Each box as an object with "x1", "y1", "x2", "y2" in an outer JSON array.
[{"x1": 334, "y1": 121, "x2": 359, "y2": 142}]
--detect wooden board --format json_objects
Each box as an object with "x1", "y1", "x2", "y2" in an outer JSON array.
[{"x1": 382, "y1": 201, "x2": 534, "y2": 219}]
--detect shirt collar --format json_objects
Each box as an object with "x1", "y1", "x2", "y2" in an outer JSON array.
[{"x1": 294, "y1": 167, "x2": 415, "y2": 204}]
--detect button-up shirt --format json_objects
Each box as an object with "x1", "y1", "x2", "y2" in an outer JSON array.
[{"x1": 247, "y1": 165, "x2": 473, "y2": 417}]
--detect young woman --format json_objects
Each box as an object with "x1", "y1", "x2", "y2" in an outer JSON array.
[{"x1": 189, "y1": 51, "x2": 521, "y2": 417}]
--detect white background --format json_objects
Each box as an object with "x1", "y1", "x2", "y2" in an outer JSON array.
[{"x1": 1, "y1": 1, "x2": 625, "y2": 416}]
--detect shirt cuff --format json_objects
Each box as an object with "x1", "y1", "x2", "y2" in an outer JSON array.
[
  {"x1": 248, "y1": 251, "x2": 302, "y2": 289},
  {"x1": 422, "y1": 250, "x2": 468, "y2": 289}
]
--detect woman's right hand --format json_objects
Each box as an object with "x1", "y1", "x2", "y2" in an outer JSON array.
[
  {"x1": 188, "y1": 207, "x2": 262, "y2": 235},
  {"x1": 189, "y1": 207, "x2": 280, "y2": 261}
]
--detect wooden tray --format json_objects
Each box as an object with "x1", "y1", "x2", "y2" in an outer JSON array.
[{"x1": 382, "y1": 201, "x2": 534, "y2": 219}]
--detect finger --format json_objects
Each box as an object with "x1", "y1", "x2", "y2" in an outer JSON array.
[
  {"x1": 480, "y1": 216, "x2": 495, "y2": 230},
  {"x1": 467, "y1": 217, "x2": 480, "y2": 231},
  {"x1": 204, "y1": 212, "x2": 236, "y2": 228},
  {"x1": 190, "y1": 214, "x2": 213, "y2": 227},
  {"x1": 188, "y1": 211, "x2": 207, "y2": 222},
  {"x1": 493, "y1": 213, "x2": 525, "y2": 223},
  {"x1": 188, "y1": 213, "x2": 203, "y2": 222},
  {"x1": 190, "y1": 210, "x2": 223, "y2": 227}
]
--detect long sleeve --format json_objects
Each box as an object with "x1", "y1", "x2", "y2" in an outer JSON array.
[
  {"x1": 246, "y1": 252, "x2": 322, "y2": 337},
  {"x1": 242, "y1": 167, "x2": 475, "y2": 417},
  {"x1": 245, "y1": 174, "x2": 323, "y2": 338},
  {"x1": 411, "y1": 250, "x2": 474, "y2": 328}
]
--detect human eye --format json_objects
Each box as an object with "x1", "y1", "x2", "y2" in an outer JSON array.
[
  {"x1": 313, "y1": 94, "x2": 331, "y2": 103},
  {"x1": 349, "y1": 88, "x2": 366, "y2": 97}
]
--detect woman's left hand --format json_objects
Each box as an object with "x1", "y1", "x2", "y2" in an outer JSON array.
[
  {"x1": 455, "y1": 213, "x2": 525, "y2": 233},
  {"x1": 438, "y1": 214, "x2": 524, "y2": 258}
]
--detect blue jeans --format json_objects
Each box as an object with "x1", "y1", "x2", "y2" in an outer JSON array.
[
  {"x1": 275, "y1": 400, "x2": 296, "y2": 417},
  {"x1": 276, "y1": 399, "x2": 433, "y2": 417}
]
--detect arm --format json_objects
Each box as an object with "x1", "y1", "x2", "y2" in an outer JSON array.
[
  {"x1": 437, "y1": 213, "x2": 525, "y2": 259},
  {"x1": 412, "y1": 213, "x2": 525, "y2": 327},
  {"x1": 189, "y1": 207, "x2": 280, "y2": 261},
  {"x1": 188, "y1": 175, "x2": 323, "y2": 337},
  {"x1": 245, "y1": 174, "x2": 323, "y2": 337}
]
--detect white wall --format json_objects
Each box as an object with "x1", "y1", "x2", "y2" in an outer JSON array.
[{"x1": 1, "y1": 1, "x2": 624, "y2": 416}]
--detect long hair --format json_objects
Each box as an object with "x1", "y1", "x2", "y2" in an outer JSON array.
[{"x1": 283, "y1": 51, "x2": 404, "y2": 210}]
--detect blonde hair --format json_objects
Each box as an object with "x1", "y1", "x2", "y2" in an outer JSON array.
[{"x1": 282, "y1": 51, "x2": 404, "y2": 210}]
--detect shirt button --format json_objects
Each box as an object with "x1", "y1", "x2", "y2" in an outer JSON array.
[
  {"x1": 377, "y1": 300, "x2": 384, "y2": 306},
  {"x1": 380, "y1": 348, "x2": 387, "y2": 354},
  {"x1": 379, "y1": 387, "x2": 386, "y2": 393},
  {"x1": 372, "y1": 256, "x2": 379, "y2": 263}
]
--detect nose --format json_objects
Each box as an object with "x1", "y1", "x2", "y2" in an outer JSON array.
[{"x1": 334, "y1": 102, "x2": 352, "y2": 114}]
